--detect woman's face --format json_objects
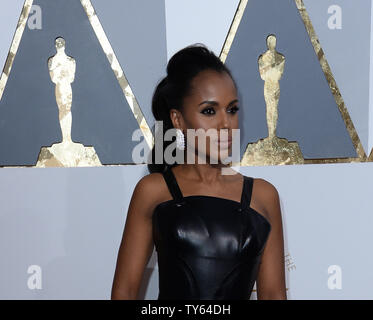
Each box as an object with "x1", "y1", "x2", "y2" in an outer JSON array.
[{"x1": 172, "y1": 69, "x2": 239, "y2": 165}]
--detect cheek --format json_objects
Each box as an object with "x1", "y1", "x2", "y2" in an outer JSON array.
[
  {"x1": 183, "y1": 112, "x2": 216, "y2": 131},
  {"x1": 232, "y1": 116, "x2": 239, "y2": 129}
]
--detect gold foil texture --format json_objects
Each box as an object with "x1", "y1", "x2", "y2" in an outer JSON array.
[
  {"x1": 36, "y1": 37, "x2": 101, "y2": 167},
  {"x1": 80, "y1": 0, "x2": 154, "y2": 151},
  {"x1": 0, "y1": 0, "x2": 33, "y2": 102},
  {"x1": 0, "y1": 0, "x2": 369, "y2": 167},
  {"x1": 0, "y1": 0, "x2": 154, "y2": 167},
  {"x1": 220, "y1": 0, "x2": 367, "y2": 166},
  {"x1": 241, "y1": 34, "x2": 304, "y2": 166}
]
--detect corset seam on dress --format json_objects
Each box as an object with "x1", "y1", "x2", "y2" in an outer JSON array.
[{"x1": 153, "y1": 166, "x2": 271, "y2": 300}]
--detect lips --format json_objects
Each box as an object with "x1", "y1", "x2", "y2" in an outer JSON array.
[
  {"x1": 217, "y1": 136, "x2": 232, "y2": 143},
  {"x1": 216, "y1": 137, "x2": 232, "y2": 147}
]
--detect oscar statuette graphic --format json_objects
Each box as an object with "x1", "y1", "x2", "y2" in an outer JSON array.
[
  {"x1": 36, "y1": 37, "x2": 101, "y2": 167},
  {"x1": 241, "y1": 35, "x2": 304, "y2": 166}
]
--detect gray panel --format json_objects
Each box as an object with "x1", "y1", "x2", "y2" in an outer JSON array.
[
  {"x1": 0, "y1": 0, "x2": 141, "y2": 165},
  {"x1": 225, "y1": 0, "x2": 357, "y2": 159},
  {"x1": 303, "y1": 0, "x2": 371, "y2": 155},
  {"x1": 91, "y1": 0, "x2": 168, "y2": 135}
]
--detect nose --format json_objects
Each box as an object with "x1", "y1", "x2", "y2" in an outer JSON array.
[
  {"x1": 217, "y1": 112, "x2": 230, "y2": 138},
  {"x1": 218, "y1": 110, "x2": 230, "y2": 131}
]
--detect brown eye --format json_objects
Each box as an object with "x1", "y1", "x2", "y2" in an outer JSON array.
[
  {"x1": 201, "y1": 108, "x2": 215, "y2": 115},
  {"x1": 229, "y1": 106, "x2": 239, "y2": 114}
]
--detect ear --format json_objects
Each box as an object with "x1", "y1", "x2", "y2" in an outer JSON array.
[{"x1": 169, "y1": 108, "x2": 183, "y2": 130}]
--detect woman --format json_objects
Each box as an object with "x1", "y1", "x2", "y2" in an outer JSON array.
[{"x1": 111, "y1": 44, "x2": 286, "y2": 300}]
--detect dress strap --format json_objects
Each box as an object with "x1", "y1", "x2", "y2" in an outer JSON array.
[
  {"x1": 240, "y1": 176, "x2": 253, "y2": 210},
  {"x1": 162, "y1": 166, "x2": 185, "y2": 205}
]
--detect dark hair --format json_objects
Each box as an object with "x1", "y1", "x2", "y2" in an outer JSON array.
[{"x1": 147, "y1": 44, "x2": 235, "y2": 174}]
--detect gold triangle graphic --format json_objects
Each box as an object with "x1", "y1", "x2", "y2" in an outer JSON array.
[
  {"x1": 0, "y1": 0, "x2": 154, "y2": 168},
  {"x1": 0, "y1": 0, "x2": 33, "y2": 102},
  {"x1": 220, "y1": 0, "x2": 368, "y2": 166},
  {"x1": 80, "y1": 0, "x2": 153, "y2": 152}
]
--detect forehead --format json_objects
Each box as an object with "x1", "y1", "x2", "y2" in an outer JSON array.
[{"x1": 188, "y1": 70, "x2": 237, "y2": 101}]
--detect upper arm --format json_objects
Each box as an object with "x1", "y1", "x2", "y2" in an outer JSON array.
[
  {"x1": 111, "y1": 174, "x2": 160, "y2": 300},
  {"x1": 255, "y1": 179, "x2": 287, "y2": 300}
]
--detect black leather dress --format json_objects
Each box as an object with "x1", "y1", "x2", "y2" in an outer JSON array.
[{"x1": 152, "y1": 166, "x2": 271, "y2": 300}]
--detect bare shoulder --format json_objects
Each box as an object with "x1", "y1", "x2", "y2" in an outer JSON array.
[
  {"x1": 253, "y1": 178, "x2": 279, "y2": 199},
  {"x1": 130, "y1": 172, "x2": 168, "y2": 217},
  {"x1": 251, "y1": 177, "x2": 281, "y2": 222},
  {"x1": 136, "y1": 172, "x2": 164, "y2": 191}
]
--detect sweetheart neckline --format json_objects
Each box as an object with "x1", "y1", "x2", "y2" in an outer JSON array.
[{"x1": 153, "y1": 195, "x2": 271, "y2": 228}]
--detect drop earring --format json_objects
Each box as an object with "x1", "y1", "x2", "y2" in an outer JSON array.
[{"x1": 176, "y1": 128, "x2": 185, "y2": 150}]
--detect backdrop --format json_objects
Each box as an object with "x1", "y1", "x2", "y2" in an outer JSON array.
[{"x1": 0, "y1": 0, "x2": 372, "y2": 299}]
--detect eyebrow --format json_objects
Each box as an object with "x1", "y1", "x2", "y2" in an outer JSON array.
[{"x1": 198, "y1": 99, "x2": 239, "y2": 107}]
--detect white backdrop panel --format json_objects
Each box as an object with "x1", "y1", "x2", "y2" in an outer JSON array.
[
  {"x1": 164, "y1": 0, "x2": 240, "y2": 58},
  {"x1": 0, "y1": 163, "x2": 372, "y2": 299}
]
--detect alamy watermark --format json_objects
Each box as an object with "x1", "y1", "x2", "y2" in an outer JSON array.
[
  {"x1": 132, "y1": 121, "x2": 242, "y2": 175},
  {"x1": 328, "y1": 5, "x2": 342, "y2": 30},
  {"x1": 27, "y1": 265, "x2": 42, "y2": 290},
  {"x1": 327, "y1": 264, "x2": 342, "y2": 290},
  {"x1": 28, "y1": 5, "x2": 42, "y2": 30}
]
